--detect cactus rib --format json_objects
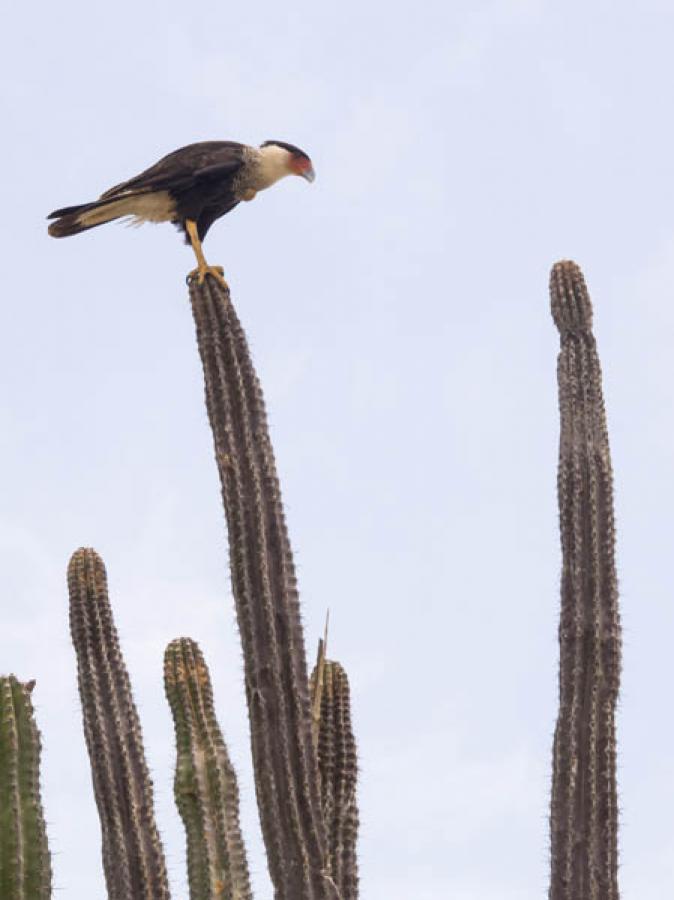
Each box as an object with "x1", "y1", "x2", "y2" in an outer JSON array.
[
  {"x1": 188, "y1": 276, "x2": 332, "y2": 899},
  {"x1": 0, "y1": 676, "x2": 51, "y2": 900},
  {"x1": 67, "y1": 547, "x2": 171, "y2": 900},
  {"x1": 548, "y1": 262, "x2": 621, "y2": 900},
  {"x1": 164, "y1": 637, "x2": 252, "y2": 900}
]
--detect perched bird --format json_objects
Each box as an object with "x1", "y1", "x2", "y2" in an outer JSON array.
[{"x1": 47, "y1": 140, "x2": 315, "y2": 284}]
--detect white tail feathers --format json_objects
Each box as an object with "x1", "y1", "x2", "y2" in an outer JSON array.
[
  {"x1": 48, "y1": 190, "x2": 176, "y2": 237},
  {"x1": 79, "y1": 191, "x2": 176, "y2": 227}
]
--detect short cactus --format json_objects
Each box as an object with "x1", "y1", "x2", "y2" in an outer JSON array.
[
  {"x1": 313, "y1": 660, "x2": 359, "y2": 900},
  {"x1": 67, "y1": 547, "x2": 171, "y2": 900},
  {"x1": 189, "y1": 275, "x2": 334, "y2": 898},
  {"x1": 0, "y1": 675, "x2": 51, "y2": 900},
  {"x1": 164, "y1": 637, "x2": 252, "y2": 900},
  {"x1": 548, "y1": 261, "x2": 621, "y2": 900}
]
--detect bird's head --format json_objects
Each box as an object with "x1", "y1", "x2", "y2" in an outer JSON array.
[{"x1": 259, "y1": 140, "x2": 315, "y2": 182}]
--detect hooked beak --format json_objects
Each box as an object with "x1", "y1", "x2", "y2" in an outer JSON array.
[{"x1": 301, "y1": 164, "x2": 316, "y2": 183}]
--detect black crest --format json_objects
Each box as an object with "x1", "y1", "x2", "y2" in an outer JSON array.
[{"x1": 260, "y1": 140, "x2": 311, "y2": 160}]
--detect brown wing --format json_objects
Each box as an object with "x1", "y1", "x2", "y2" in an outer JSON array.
[{"x1": 100, "y1": 141, "x2": 247, "y2": 199}]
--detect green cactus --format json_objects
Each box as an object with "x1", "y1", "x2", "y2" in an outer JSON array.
[
  {"x1": 67, "y1": 547, "x2": 171, "y2": 900},
  {"x1": 164, "y1": 637, "x2": 252, "y2": 900},
  {"x1": 548, "y1": 261, "x2": 621, "y2": 900},
  {"x1": 0, "y1": 676, "x2": 51, "y2": 900},
  {"x1": 188, "y1": 275, "x2": 335, "y2": 899},
  {"x1": 312, "y1": 660, "x2": 359, "y2": 900}
]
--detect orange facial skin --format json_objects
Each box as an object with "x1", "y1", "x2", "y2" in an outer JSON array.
[{"x1": 290, "y1": 154, "x2": 315, "y2": 180}]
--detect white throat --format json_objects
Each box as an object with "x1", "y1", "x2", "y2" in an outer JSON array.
[{"x1": 254, "y1": 145, "x2": 293, "y2": 190}]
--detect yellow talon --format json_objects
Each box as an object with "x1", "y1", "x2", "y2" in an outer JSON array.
[
  {"x1": 188, "y1": 264, "x2": 228, "y2": 287},
  {"x1": 185, "y1": 219, "x2": 228, "y2": 288}
]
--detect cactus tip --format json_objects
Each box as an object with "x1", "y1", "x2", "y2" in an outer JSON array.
[
  {"x1": 67, "y1": 546, "x2": 104, "y2": 574},
  {"x1": 549, "y1": 260, "x2": 593, "y2": 334}
]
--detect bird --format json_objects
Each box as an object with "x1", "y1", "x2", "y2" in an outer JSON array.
[{"x1": 47, "y1": 140, "x2": 315, "y2": 285}]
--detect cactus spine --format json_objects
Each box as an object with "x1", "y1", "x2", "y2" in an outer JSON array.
[
  {"x1": 164, "y1": 637, "x2": 252, "y2": 900},
  {"x1": 0, "y1": 676, "x2": 51, "y2": 900},
  {"x1": 67, "y1": 547, "x2": 171, "y2": 900},
  {"x1": 548, "y1": 261, "x2": 621, "y2": 900},
  {"x1": 313, "y1": 661, "x2": 359, "y2": 900},
  {"x1": 188, "y1": 276, "x2": 333, "y2": 899}
]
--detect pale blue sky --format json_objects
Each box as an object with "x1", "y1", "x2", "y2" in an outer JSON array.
[{"x1": 2, "y1": 0, "x2": 674, "y2": 896}]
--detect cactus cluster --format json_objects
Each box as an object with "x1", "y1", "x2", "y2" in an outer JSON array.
[
  {"x1": 0, "y1": 260, "x2": 627, "y2": 899},
  {"x1": 68, "y1": 546, "x2": 257, "y2": 900},
  {"x1": 0, "y1": 272, "x2": 359, "y2": 900}
]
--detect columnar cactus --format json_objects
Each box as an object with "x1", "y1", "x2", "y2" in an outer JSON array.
[
  {"x1": 164, "y1": 637, "x2": 252, "y2": 900},
  {"x1": 0, "y1": 676, "x2": 51, "y2": 900},
  {"x1": 67, "y1": 547, "x2": 171, "y2": 900},
  {"x1": 312, "y1": 661, "x2": 359, "y2": 900},
  {"x1": 548, "y1": 261, "x2": 621, "y2": 900},
  {"x1": 188, "y1": 275, "x2": 334, "y2": 899}
]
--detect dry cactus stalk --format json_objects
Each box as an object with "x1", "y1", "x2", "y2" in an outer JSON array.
[
  {"x1": 164, "y1": 637, "x2": 252, "y2": 900},
  {"x1": 67, "y1": 547, "x2": 171, "y2": 900},
  {"x1": 188, "y1": 275, "x2": 333, "y2": 899},
  {"x1": 310, "y1": 638, "x2": 326, "y2": 752},
  {"x1": 548, "y1": 261, "x2": 621, "y2": 900},
  {"x1": 0, "y1": 676, "x2": 51, "y2": 900},
  {"x1": 312, "y1": 660, "x2": 359, "y2": 900}
]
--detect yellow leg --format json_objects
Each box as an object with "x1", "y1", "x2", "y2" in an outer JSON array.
[{"x1": 185, "y1": 219, "x2": 228, "y2": 287}]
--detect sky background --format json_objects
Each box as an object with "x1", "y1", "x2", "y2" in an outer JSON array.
[{"x1": 1, "y1": 0, "x2": 674, "y2": 896}]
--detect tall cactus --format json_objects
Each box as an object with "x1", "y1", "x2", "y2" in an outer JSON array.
[
  {"x1": 312, "y1": 660, "x2": 359, "y2": 900},
  {"x1": 164, "y1": 637, "x2": 252, "y2": 900},
  {"x1": 188, "y1": 275, "x2": 334, "y2": 899},
  {"x1": 67, "y1": 547, "x2": 171, "y2": 900},
  {"x1": 0, "y1": 676, "x2": 51, "y2": 900},
  {"x1": 548, "y1": 261, "x2": 621, "y2": 900}
]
